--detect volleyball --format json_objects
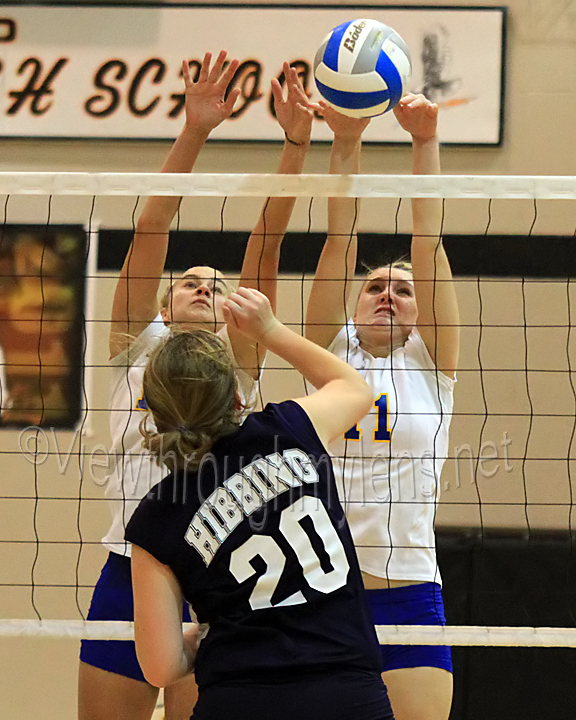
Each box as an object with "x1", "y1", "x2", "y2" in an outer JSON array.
[{"x1": 313, "y1": 18, "x2": 412, "y2": 118}]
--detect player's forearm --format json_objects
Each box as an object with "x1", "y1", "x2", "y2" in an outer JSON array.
[
  {"x1": 330, "y1": 134, "x2": 362, "y2": 172},
  {"x1": 240, "y1": 138, "x2": 310, "y2": 303},
  {"x1": 411, "y1": 135, "x2": 442, "y2": 240},
  {"x1": 250, "y1": 137, "x2": 309, "y2": 238},
  {"x1": 137, "y1": 125, "x2": 210, "y2": 232},
  {"x1": 328, "y1": 134, "x2": 361, "y2": 241},
  {"x1": 306, "y1": 136, "x2": 360, "y2": 345},
  {"x1": 261, "y1": 320, "x2": 365, "y2": 392}
]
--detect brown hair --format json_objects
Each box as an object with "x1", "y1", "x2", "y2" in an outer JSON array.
[{"x1": 140, "y1": 330, "x2": 243, "y2": 471}]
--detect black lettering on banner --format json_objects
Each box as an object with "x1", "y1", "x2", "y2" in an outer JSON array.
[
  {"x1": 268, "y1": 59, "x2": 312, "y2": 119},
  {"x1": 0, "y1": 18, "x2": 16, "y2": 42},
  {"x1": 169, "y1": 59, "x2": 202, "y2": 118},
  {"x1": 128, "y1": 58, "x2": 165, "y2": 117},
  {"x1": 8, "y1": 57, "x2": 68, "y2": 115},
  {"x1": 229, "y1": 60, "x2": 262, "y2": 119},
  {"x1": 85, "y1": 60, "x2": 127, "y2": 118}
]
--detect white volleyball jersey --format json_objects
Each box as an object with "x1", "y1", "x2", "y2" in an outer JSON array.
[
  {"x1": 328, "y1": 321, "x2": 455, "y2": 583},
  {"x1": 102, "y1": 315, "x2": 257, "y2": 557}
]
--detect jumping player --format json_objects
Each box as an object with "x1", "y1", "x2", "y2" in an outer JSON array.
[
  {"x1": 305, "y1": 95, "x2": 459, "y2": 720},
  {"x1": 126, "y1": 287, "x2": 395, "y2": 720},
  {"x1": 78, "y1": 51, "x2": 313, "y2": 720}
]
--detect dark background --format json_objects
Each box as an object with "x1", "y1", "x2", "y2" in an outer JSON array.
[
  {"x1": 98, "y1": 229, "x2": 576, "y2": 279},
  {"x1": 438, "y1": 529, "x2": 576, "y2": 720}
]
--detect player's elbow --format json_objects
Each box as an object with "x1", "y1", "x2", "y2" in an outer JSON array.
[
  {"x1": 139, "y1": 659, "x2": 181, "y2": 689},
  {"x1": 343, "y1": 375, "x2": 372, "y2": 422},
  {"x1": 356, "y1": 377, "x2": 373, "y2": 417}
]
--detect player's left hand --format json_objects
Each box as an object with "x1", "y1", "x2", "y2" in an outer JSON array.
[
  {"x1": 393, "y1": 93, "x2": 438, "y2": 142},
  {"x1": 315, "y1": 100, "x2": 370, "y2": 140},
  {"x1": 272, "y1": 62, "x2": 314, "y2": 146},
  {"x1": 223, "y1": 287, "x2": 280, "y2": 342}
]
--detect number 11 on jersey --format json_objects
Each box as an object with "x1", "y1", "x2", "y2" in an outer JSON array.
[{"x1": 344, "y1": 393, "x2": 391, "y2": 442}]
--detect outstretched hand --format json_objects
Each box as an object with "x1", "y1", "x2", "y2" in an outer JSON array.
[
  {"x1": 271, "y1": 62, "x2": 314, "y2": 145},
  {"x1": 223, "y1": 287, "x2": 280, "y2": 343},
  {"x1": 182, "y1": 50, "x2": 241, "y2": 135},
  {"x1": 393, "y1": 93, "x2": 438, "y2": 142},
  {"x1": 315, "y1": 100, "x2": 370, "y2": 140}
]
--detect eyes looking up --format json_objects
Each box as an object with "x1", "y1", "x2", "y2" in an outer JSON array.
[
  {"x1": 365, "y1": 280, "x2": 414, "y2": 298},
  {"x1": 182, "y1": 278, "x2": 226, "y2": 295}
]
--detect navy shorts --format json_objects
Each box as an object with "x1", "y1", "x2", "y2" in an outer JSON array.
[
  {"x1": 367, "y1": 582, "x2": 453, "y2": 673},
  {"x1": 193, "y1": 670, "x2": 393, "y2": 720},
  {"x1": 80, "y1": 551, "x2": 192, "y2": 682}
]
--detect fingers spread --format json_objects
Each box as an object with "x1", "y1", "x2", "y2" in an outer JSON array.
[
  {"x1": 198, "y1": 52, "x2": 212, "y2": 84},
  {"x1": 208, "y1": 49, "x2": 227, "y2": 83}
]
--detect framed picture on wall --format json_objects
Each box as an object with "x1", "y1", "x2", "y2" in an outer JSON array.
[
  {"x1": 0, "y1": 225, "x2": 87, "y2": 428},
  {"x1": 0, "y1": 3, "x2": 506, "y2": 145}
]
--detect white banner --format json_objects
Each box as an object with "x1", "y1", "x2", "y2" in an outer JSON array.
[{"x1": 0, "y1": 4, "x2": 506, "y2": 144}]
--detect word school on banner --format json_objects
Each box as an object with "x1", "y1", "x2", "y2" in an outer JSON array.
[{"x1": 0, "y1": 4, "x2": 505, "y2": 144}]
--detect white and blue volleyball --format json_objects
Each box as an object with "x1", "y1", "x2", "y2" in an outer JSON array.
[{"x1": 314, "y1": 18, "x2": 412, "y2": 118}]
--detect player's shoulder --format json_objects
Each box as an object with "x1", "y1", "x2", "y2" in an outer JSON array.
[{"x1": 111, "y1": 314, "x2": 168, "y2": 368}]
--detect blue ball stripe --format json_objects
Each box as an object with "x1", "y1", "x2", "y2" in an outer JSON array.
[
  {"x1": 315, "y1": 78, "x2": 391, "y2": 110},
  {"x1": 323, "y1": 20, "x2": 352, "y2": 72},
  {"x1": 375, "y1": 50, "x2": 403, "y2": 108}
]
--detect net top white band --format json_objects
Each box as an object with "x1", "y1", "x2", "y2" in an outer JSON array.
[
  {"x1": 0, "y1": 172, "x2": 576, "y2": 199},
  {"x1": 3, "y1": 620, "x2": 576, "y2": 647}
]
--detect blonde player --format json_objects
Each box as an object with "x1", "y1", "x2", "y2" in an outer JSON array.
[
  {"x1": 78, "y1": 51, "x2": 313, "y2": 720},
  {"x1": 306, "y1": 95, "x2": 459, "y2": 720}
]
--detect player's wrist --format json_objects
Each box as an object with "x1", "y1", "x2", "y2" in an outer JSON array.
[
  {"x1": 332, "y1": 134, "x2": 362, "y2": 149},
  {"x1": 181, "y1": 123, "x2": 211, "y2": 143},
  {"x1": 411, "y1": 133, "x2": 439, "y2": 147},
  {"x1": 284, "y1": 132, "x2": 309, "y2": 147},
  {"x1": 257, "y1": 318, "x2": 286, "y2": 348}
]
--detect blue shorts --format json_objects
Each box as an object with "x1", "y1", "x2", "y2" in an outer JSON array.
[
  {"x1": 80, "y1": 551, "x2": 192, "y2": 682},
  {"x1": 367, "y1": 582, "x2": 453, "y2": 674}
]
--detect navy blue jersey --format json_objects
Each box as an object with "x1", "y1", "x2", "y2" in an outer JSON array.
[{"x1": 126, "y1": 401, "x2": 382, "y2": 690}]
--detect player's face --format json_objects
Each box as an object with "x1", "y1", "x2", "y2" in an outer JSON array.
[
  {"x1": 353, "y1": 266, "x2": 418, "y2": 353},
  {"x1": 161, "y1": 266, "x2": 230, "y2": 329}
]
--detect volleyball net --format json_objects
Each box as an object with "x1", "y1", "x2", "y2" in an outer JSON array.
[{"x1": 1, "y1": 171, "x2": 576, "y2": 646}]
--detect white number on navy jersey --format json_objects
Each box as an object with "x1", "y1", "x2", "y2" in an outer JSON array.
[{"x1": 229, "y1": 496, "x2": 349, "y2": 611}]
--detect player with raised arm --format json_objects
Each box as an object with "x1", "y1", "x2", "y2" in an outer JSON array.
[
  {"x1": 78, "y1": 51, "x2": 313, "y2": 720},
  {"x1": 305, "y1": 95, "x2": 459, "y2": 720},
  {"x1": 126, "y1": 287, "x2": 395, "y2": 720}
]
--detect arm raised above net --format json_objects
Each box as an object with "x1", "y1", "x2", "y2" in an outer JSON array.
[
  {"x1": 394, "y1": 94, "x2": 460, "y2": 378},
  {"x1": 109, "y1": 51, "x2": 240, "y2": 359},
  {"x1": 305, "y1": 105, "x2": 370, "y2": 349},
  {"x1": 224, "y1": 287, "x2": 372, "y2": 447},
  {"x1": 228, "y1": 64, "x2": 313, "y2": 377}
]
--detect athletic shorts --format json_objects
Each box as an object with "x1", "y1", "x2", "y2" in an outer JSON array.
[
  {"x1": 80, "y1": 551, "x2": 192, "y2": 682},
  {"x1": 367, "y1": 582, "x2": 453, "y2": 674},
  {"x1": 193, "y1": 670, "x2": 393, "y2": 720}
]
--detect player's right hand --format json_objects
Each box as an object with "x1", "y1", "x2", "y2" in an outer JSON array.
[
  {"x1": 315, "y1": 100, "x2": 371, "y2": 140},
  {"x1": 223, "y1": 287, "x2": 280, "y2": 342},
  {"x1": 183, "y1": 50, "x2": 241, "y2": 134},
  {"x1": 393, "y1": 93, "x2": 438, "y2": 142}
]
